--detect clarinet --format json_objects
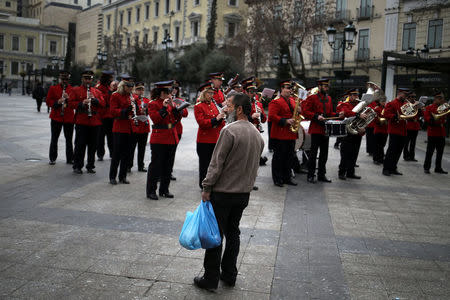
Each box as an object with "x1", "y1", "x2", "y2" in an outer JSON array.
[
  {"x1": 211, "y1": 98, "x2": 226, "y2": 126},
  {"x1": 140, "y1": 96, "x2": 149, "y2": 125},
  {"x1": 86, "y1": 84, "x2": 92, "y2": 117},
  {"x1": 254, "y1": 98, "x2": 264, "y2": 132},
  {"x1": 130, "y1": 93, "x2": 138, "y2": 126},
  {"x1": 60, "y1": 84, "x2": 67, "y2": 117}
]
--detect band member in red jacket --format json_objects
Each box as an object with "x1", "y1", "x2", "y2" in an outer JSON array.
[
  {"x1": 403, "y1": 92, "x2": 421, "y2": 162},
  {"x1": 46, "y1": 70, "x2": 74, "y2": 165},
  {"x1": 146, "y1": 81, "x2": 180, "y2": 200},
  {"x1": 382, "y1": 87, "x2": 410, "y2": 176},
  {"x1": 194, "y1": 82, "x2": 225, "y2": 189},
  {"x1": 96, "y1": 70, "x2": 115, "y2": 161},
  {"x1": 68, "y1": 69, "x2": 104, "y2": 174},
  {"x1": 302, "y1": 78, "x2": 343, "y2": 183},
  {"x1": 373, "y1": 98, "x2": 388, "y2": 165},
  {"x1": 168, "y1": 81, "x2": 188, "y2": 180},
  {"x1": 424, "y1": 91, "x2": 448, "y2": 174},
  {"x1": 268, "y1": 80, "x2": 298, "y2": 187},
  {"x1": 209, "y1": 72, "x2": 225, "y2": 106},
  {"x1": 337, "y1": 89, "x2": 367, "y2": 180},
  {"x1": 129, "y1": 82, "x2": 150, "y2": 172}
]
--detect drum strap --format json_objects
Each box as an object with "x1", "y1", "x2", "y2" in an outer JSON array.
[{"x1": 319, "y1": 93, "x2": 327, "y2": 118}]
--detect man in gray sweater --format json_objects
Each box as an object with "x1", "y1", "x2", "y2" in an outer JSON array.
[{"x1": 194, "y1": 93, "x2": 265, "y2": 291}]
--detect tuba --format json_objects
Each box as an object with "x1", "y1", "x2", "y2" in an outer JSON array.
[
  {"x1": 346, "y1": 87, "x2": 378, "y2": 135},
  {"x1": 366, "y1": 82, "x2": 386, "y2": 103},
  {"x1": 432, "y1": 102, "x2": 450, "y2": 120},
  {"x1": 289, "y1": 82, "x2": 306, "y2": 133}
]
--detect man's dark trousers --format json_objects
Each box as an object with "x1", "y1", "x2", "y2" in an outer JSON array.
[
  {"x1": 49, "y1": 119, "x2": 74, "y2": 163},
  {"x1": 203, "y1": 192, "x2": 249, "y2": 284}
]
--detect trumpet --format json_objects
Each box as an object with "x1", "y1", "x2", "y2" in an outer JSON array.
[
  {"x1": 432, "y1": 102, "x2": 450, "y2": 120},
  {"x1": 60, "y1": 84, "x2": 67, "y2": 117},
  {"x1": 86, "y1": 84, "x2": 92, "y2": 117},
  {"x1": 290, "y1": 82, "x2": 306, "y2": 133}
]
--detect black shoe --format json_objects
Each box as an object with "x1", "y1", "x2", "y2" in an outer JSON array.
[
  {"x1": 159, "y1": 191, "x2": 174, "y2": 198},
  {"x1": 424, "y1": 169, "x2": 430, "y2": 174},
  {"x1": 382, "y1": 170, "x2": 390, "y2": 176},
  {"x1": 119, "y1": 179, "x2": 130, "y2": 184},
  {"x1": 193, "y1": 276, "x2": 218, "y2": 291},
  {"x1": 220, "y1": 273, "x2": 236, "y2": 287},
  {"x1": 391, "y1": 170, "x2": 403, "y2": 175},
  {"x1": 307, "y1": 176, "x2": 316, "y2": 183},
  {"x1": 73, "y1": 168, "x2": 83, "y2": 174},
  {"x1": 373, "y1": 161, "x2": 381, "y2": 165},
  {"x1": 347, "y1": 174, "x2": 361, "y2": 179},
  {"x1": 274, "y1": 181, "x2": 284, "y2": 187},
  {"x1": 334, "y1": 144, "x2": 340, "y2": 149},
  {"x1": 49, "y1": 161, "x2": 56, "y2": 165},
  {"x1": 138, "y1": 167, "x2": 147, "y2": 172},
  {"x1": 86, "y1": 168, "x2": 96, "y2": 174},
  {"x1": 355, "y1": 164, "x2": 359, "y2": 168},
  {"x1": 259, "y1": 156, "x2": 268, "y2": 166},
  {"x1": 127, "y1": 168, "x2": 131, "y2": 173},
  {"x1": 338, "y1": 174, "x2": 346, "y2": 180},
  {"x1": 252, "y1": 186, "x2": 259, "y2": 191},
  {"x1": 318, "y1": 176, "x2": 332, "y2": 183},
  {"x1": 147, "y1": 193, "x2": 158, "y2": 200},
  {"x1": 98, "y1": 156, "x2": 103, "y2": 161},
  {"x1": 411, "y1": 158, "x2": 418, "y2": 162},
  {"x1": 435, "y1": 169, "x2": 448, "y2": 174},
  {"x1": 66, "y1": 160, "x2": 73, "y2": 165},
  {"x1": 109, "y1": 179, "x2": 117, "y2": 185},
  {"x1": 170, "y1": 175, "x2": 176, "y2": 181},
  {"x1": 284, "y1": 180, "x2": 297, "y2": 186},
  {"x1": 403, "y1": 157, "x2": 411, "y2": 161}
]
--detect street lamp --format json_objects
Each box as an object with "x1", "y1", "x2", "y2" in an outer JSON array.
[
  {"x1": 406, "y1": 44, "x2": 430, "y2": 81},
  {"x1": 97, "y1": 51, "x2": 108, "y2": 67},
  {"x1": 326, "y1": 21, "x2": 357, "y2": 94},
  {"x1": 162, "y1": 35, "x2": 173, "y2": 78}
]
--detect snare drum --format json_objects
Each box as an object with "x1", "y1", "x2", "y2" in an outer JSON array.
[
  {"x1": 324, "y1": 120, "x2": 347, "y2": 137},
  {"x1": 295, "y1": 121, "x2": 311, "y2": 150}
]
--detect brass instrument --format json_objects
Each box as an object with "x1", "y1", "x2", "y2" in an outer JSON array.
[
  {"x1": 366, "y1": 82, "x2": 386, "y2": 103},
  {"x1": 86, "y1": 84, "x2": 92, "y2": 117},
  {"x1": 346, "y1": 87, "x2": 378, "y2": 135},
  {"x1": 432, "y1": 102, "x2": 450, "y2": 120},
  {"x1": 130, "y1": 93, "x2": 138, "y2": 125},
  {"x1": 399, "y1": 101, "x2": 423, "y2": 120},
  {"x1": 289, "y1": 82, "x2": 306, "y2": 133},
  {"x1": 379, "y1": 108, "x2": 387, "y2": 125},
  {"x1": 60, "y1": 84, "x2": 67, "y2": 117}
]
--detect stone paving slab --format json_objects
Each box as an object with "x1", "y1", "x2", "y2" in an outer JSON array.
[{"x1": 0, "y1": 95, "x2": 449, "y2": 299}]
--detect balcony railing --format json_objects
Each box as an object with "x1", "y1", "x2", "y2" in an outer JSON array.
[
  {"x1": 357, "y1": 5, "x2": 373, "y2": 20},
  {"x1": 355, "y1": 48, "x2": 370, "y2": 61},
  {"x1": 334, "y1": 9, "x2": 350, "y2": 21},
  {"x1": 311, "y1": 52, "x2": 323, "y2": 65}
]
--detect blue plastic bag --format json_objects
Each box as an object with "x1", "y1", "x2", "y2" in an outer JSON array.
[{"x1": 179, "y1": 201, "x2": 221, "y2": 250}]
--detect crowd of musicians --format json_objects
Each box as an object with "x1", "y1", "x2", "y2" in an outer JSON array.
[{"x1": 45, "y1": 69, "x2": 448, "y2": 198}]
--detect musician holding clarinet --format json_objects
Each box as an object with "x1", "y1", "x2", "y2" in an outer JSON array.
[
  {"x1": 46, "y1": 70, "x2": 74, "y2": 165},
  {"x1": 96, "y1": 70, "x2": 115, "y2": 161},
  {"x1": 209, "y1": 72, "x2": 226, "y2": 107},
  {"x1": 69, "y1": 69, "x2": 104, "y2": 175},
  {"x1": 146, "y1": 81, "x2": 180, "y2": 200},
  {"x1": 108, "y1": 76, "x2": 136, "y2": 185}
]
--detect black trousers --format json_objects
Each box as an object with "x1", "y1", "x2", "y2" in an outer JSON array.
[
  {"x1": 197, "y1": 143, "x2": 216, "y2": 189},
  {"x1": 129, "y1": 132, "x2": 149, "y2": 170},
  {"x1": 97, "y1": 118, "x2": 114, "y2": 159},
  {"x1": 147, "y1": 143, "x2": 177, "y2": 195},
  {"x1": 339, "y1": 134, "x2": 362, "y2": 176},
  {"x1": 73, "y1": 125, "x2": 99, "y2": 170},
  {"x1": 373, "y1": 133, "x2": 388, "y2": 163},
  {"x1": 203, "y1": 192, "x2": 249, "y2": 283},
  {"x1": 383, "y1": 134, "x2": 406, "y2": 172},
  {"x1": 268, "y1": 121, "x2": 274, "y2": 150},
  {"x1": 403, "y1": 129, "x2": 419, "y2": 160},
  {"x1": 424, "y1": 136, "x2": 445, "y2": 171},
  {"x1": 169, "y1": 134, "x2": 182, "y2": 175},
  {"x1": 109, "y1": 132, "x2": 132, "y2": 180},
  {"x1": 335, "y1": 136, "x2": 343, "y2": 147},
  {"x1": 36, "y1": 98, "x2": 43, "y2": 112},
  {"x1": 271, "y1": 139, "x2": 295, "y2": 183},
  {"x1": 49, "y1": 120, "x2": 74, "y2": 163},
  {"x1": 365, "y1": 127, "x2": 375, "y2": 154},
  {"x1": 307, "y1": 134, "x2": 329, "y2": 177}
]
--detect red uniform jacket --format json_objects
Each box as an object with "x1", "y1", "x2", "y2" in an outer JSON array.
[
  {"x1": 336, "y1": 101, "x2": 357, "y2": 117},
  {"x1": 148, "y1": 98, "x2": 179, "y2": 145},
  {"x1": 174, "y1": 97, "x2": 188, "y2": 137},
  {"x1": 366, "y1": 101, "x2": 378, "y2": 129},
  {"x1": 213, "y1": 89, "x2": 225, "y2": 106},
  {"x1": 110, "y1": 92, "x2": 136, "y2": 133},
  {"x1": 303, "y1": 92, "x2": 337, "y2": 135},
  {"x1": 46, "y1": 83, "x2": 74, "y2": 123},
  {"x1": 194, "y1": 101, "x2": 225, "y2": 143},
  {"x1": 268, "y1": 96, "x2": 298, "y2": 140},
  {"x1": 96, "y1": 84, "x2": 113, "y2": 119},
  {"x1": 69, "y1": 85, "x2": 104, "y2": 126},
  {"x1": 131, "y1": 96, "x2": 151, "y2": 134},
  {"x1": 424, "y1": 103, "x2": 447, "y2": 137},
  {"x1": 250, "y1": 99, "x2": 267, "y2": 127},
  {"x1": 406, "y1": 110, "x2": 421, "y2": 131},
  {"x1": 384, "y1": 98, "x2": 407, "y2": 136},
  {"x1": 374, "y1": 105, "x2": 388, "y2": 134}
]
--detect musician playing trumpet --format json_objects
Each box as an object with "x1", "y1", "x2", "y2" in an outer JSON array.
[
  {"x1": 46, "y1": 70, "x2": 74, "y2": 165},
  {"x1": 337, "y1": 89, "x2": 366, "y2": 180},
  {"x1": 69, "y1": 69, "x2": 104, "y2": 175}
]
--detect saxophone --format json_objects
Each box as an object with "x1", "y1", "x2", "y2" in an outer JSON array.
[
  {"x1": 60, "y1": 84, "x2": 67, "y2": 117},
  {"x1": 86, "y1": 84, "x2": 92, "y2": 117},
  {"x1": 289, "y1": 82, "x2": 306, "y2": 133}
]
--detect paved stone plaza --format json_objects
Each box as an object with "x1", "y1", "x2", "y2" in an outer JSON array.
[{"x1": 0, "y1": 94, "x2": 449, "y2": 299}]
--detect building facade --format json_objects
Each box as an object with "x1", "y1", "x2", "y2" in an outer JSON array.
[
  {"x1": 75, "y1": 3, "x2": 103, "y2": 66},
  {"x1": 0, "y1": 14, "x2": 67, "y2": 91}
]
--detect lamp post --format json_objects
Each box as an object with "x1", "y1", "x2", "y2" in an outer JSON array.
[
  {"x1": 162, "y1": 35, "x2": 173, "y2": 78},
  {"x1": 97, "y1": 51, "x2": 108, "y2": 68},
  {"x1": 272, "y1": 53, "x2": 289, "y2": 80},
  {"x1": 326, "y1": 21, "x2": 357, "y2": 94},
  {"x1": 406, "y1": 45, "x2": 430, "y2": 81}
]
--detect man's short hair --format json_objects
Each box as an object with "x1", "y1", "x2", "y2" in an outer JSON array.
[
  {"x1": 226, "y1": 90, "x2": 239, "y2": 99},
  {"x1": 232, "y1": 93, "x2": 252, "y2": 118}
]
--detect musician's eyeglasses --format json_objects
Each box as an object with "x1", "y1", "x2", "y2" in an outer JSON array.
[{"x1": 135, "y1": 87, "x2": 144, "y2": 90}]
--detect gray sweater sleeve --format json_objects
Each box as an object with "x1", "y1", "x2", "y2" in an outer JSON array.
[{"x1": 202, "y1": 129, "x2": 233, "y2": 192}]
